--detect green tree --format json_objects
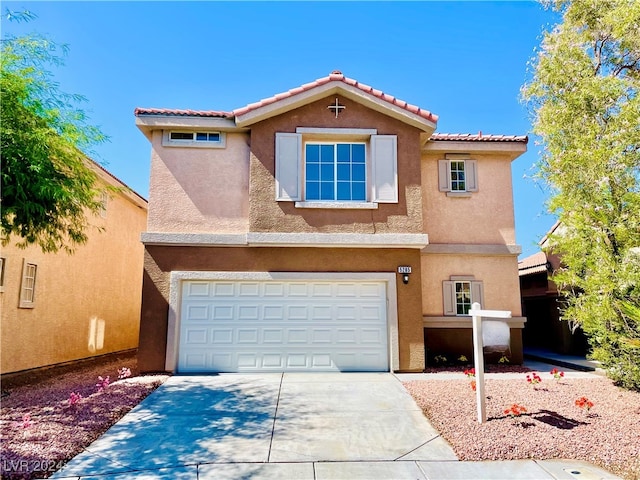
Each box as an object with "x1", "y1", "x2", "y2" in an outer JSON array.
[
  {"x1": 523, "y1": 0, "x2": 640, "y2": 389},
  {"x1": 1, "y1": 10, "x2": 108, "y2": 253}
]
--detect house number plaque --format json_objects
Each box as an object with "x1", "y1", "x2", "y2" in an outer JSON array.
[{"x1": 397, "y1": 266, "x2": 412, "y2": 274}]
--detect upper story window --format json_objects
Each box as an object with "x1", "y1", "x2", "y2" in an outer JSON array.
[
  {"x1": 275, "y1": 129, "x2": 398, "y2": 208},
  {"x1": 305, "y1": 143, "x2": 366, "y2": 201},
  {"x1": 163, "y1": 131, "x2": 226, "y2": 149},
  {"x1": 438, "y1": 154, "x2": 478, "y2": 196}
]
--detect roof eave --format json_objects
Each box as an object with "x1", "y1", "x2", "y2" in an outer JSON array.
[
  {"x1": 135, "y1": 115, "x2": 245, "y2": 140},
  {"x1": 234, "y1": 82, "x2": 437, "y2": 134},
  {"x1": 422, "y1": 139, "x2": 527, "y2": 161}
]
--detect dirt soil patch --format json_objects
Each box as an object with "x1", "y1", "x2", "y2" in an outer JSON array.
[
  {"x1": 404, "y1": 374, "x2": 640, "y2": 480},
  {"x1": 1, "y1": 352, "x2": 169, "y2": 479}
]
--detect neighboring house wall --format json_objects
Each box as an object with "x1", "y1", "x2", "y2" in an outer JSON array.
[{"x1": 0, "y1": 168, "x2": 147, "y2": 374}]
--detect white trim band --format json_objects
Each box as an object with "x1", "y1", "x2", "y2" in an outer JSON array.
[{"x1": 142, "y1": 232, "x2": 429, "y2": 248}]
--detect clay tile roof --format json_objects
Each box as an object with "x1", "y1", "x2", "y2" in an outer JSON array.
[
  {"x1": 134, "y1": 107, "x2": 233, "y2": 118},
  {"x1": 430, "y1": 133, "x2": 529, "y2": 143},
  {"x1": 231, "y1": 70, "x2": 439, "y2": 123},
  {"x1": 518, "y1": 251, "x2": 549, "y2": 276}
]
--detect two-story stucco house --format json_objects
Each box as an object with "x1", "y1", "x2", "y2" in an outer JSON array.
[{"x1": 134, "y1": 71, "x2": 527, "y2": 373}]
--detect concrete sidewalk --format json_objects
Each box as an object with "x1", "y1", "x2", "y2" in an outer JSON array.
[{"x1": 51, "y1": 372, "x2": 621, "y2": 479}]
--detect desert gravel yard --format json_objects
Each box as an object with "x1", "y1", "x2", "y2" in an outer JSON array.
[
  {"x1": 404, "y1": 374, "x2": 640, "y2": 480},
  {"x1": 0, "y1": 353, "x2": 168, "y2": 479}
]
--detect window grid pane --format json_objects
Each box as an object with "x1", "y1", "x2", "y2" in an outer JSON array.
[
  {"x1": 305, "y1": 143, "x2": 366, "y2": 202},
  {"x1": 451, "y1": 161, "x2": 466, "y2": 191},
  {"x1": 22, "y1": 264, "x2": 37, "y2": 303},
  {"x1": 455, "y1": 281, "x2": 472, "y2": 315}
]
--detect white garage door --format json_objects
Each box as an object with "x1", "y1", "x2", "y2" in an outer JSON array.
[{"x1": 178, "y1": 279, "x2": 389, "y2": 372}]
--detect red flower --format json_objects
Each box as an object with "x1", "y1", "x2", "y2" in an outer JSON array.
[
  {"x1": 575, "y1": 396, "x2": 594, "y2": 411},
  {"x1": 464, "y1": 368, "x2": 476, "y2": 378},
  {"x1": 526, "y1": 373, "x2": 542, "y2": 385},
  {"x1": 504, "y1": 403, "x2": 527, "y2": 417}
]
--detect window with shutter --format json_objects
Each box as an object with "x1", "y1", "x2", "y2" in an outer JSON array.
[
  {"x1": 442, "y1": 277, "x2": 484, "y2": 316},
  {"x1": 274, "y1": 130, "x2": 398, "y2": 207},
  {"x1": 438, "y1": 154, "x2": 478, "y2": 195}
]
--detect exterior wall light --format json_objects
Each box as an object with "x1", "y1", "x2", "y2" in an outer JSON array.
[{"x1": 398, "y1": 266, "x2": 411, "y2": 285}]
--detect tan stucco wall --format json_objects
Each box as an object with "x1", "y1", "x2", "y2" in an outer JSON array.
[
  {"x1": 147, "y1": 131, "x2": 250, "y2": 233},
  {"x1": 421, "y1": 253, "x2": 522, "y2": 316},
  {"x1": 138, "y1": 246, "x2": 425, "y2": 373},
  {"x1": 247, "y1": 96, "x2": 424, "y2": 234},
  {"x1": 1, "y1": 185, "x2": 147, "y2": 374},
  {"x1": 421, "y1": 152, "x2": 516, "y2": 245}
]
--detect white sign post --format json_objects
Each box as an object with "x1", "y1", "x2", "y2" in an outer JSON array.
[{"x1": 469, "y1": 302, "x2": 511, "y2": 424}]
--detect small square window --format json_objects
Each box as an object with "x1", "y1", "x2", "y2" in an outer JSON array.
[
  {"x1": 443, "y1": 277, "x2": 484, "y2": 316},
  {"x1": 438, "y1": 157, "x2": 478, "y2": 194}
]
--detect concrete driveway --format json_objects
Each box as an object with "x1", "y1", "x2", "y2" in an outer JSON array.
[
  {"x1": 51, "y1": 372, "x2": 621, "y2": 479},
  {"x1": 51, "y1": 373, "x2": 457, "y2": 479}
]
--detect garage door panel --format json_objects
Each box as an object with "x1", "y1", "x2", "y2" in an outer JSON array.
[
  {"x1": 263, "y1": 329, "x2": 284, "y2": 343},
  {"x1": 212, "y1": 305, "x2": 233, "y2": 321},
  {"x1": 312, "y1": 329, "x2": 332, "y2": 343},
  {"x1": 186, "y1": 282, "x2": 210, "y2": 297},
  {"x1": 179, "y1": 279, "x2": 388, "y2": 372},
  {"x1": 211, "y1": 329, "x2": 233, "y2": 344},
  {"x1": 186, "y1": 305, "x2": 209, "y2": 321},
  {"x1": 213, "y1": 283, "x2": 235, "y2": 297}
]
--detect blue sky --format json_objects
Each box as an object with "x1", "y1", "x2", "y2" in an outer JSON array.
[{"x1": 2, "y1": 1, "x2": 560, "y2": 258}]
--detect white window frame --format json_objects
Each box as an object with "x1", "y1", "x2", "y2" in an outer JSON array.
[
  {"x1": 438, "y1": 153, "x2": 478, "y2": 196},
  {"x1": 442, "y1": 276, "x2": 484, "y2": 316},
  {"x1": 275, "y1": 128, "x2": 398, "y2": 208},
  {"x1": 19, "y1": 260, "x2": 37, "y2": 308},
  {"x1": 163, "y1": 130, "x2": 226, "y2": 149},
  {"x1": 303, "y1": 141, "x2": 368, "y2": 203}
]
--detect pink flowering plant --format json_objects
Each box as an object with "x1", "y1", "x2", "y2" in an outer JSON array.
[
  {"x1": 550, "y1": 368, "x2": 565, "y2": 380},
  {"x1": 21, "y1": 413, "x2": 32, "y2": 429},
  {"x1": 96, "y1": 376, "x2": 110, "y2": 392},
  {"x1": 68, "y1": 392, "x2": 83, "y2": 407},
  {"x1": 118, "y1": 367, "x2": 132, "y2": 379}
]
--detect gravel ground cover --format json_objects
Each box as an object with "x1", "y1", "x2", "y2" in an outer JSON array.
[
  {"x1": 0, "y1": 353, "x2": 169, "y2": 479},
  {"x1": 404, "y1": 372, "x2": 640, "y2": 480}
]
